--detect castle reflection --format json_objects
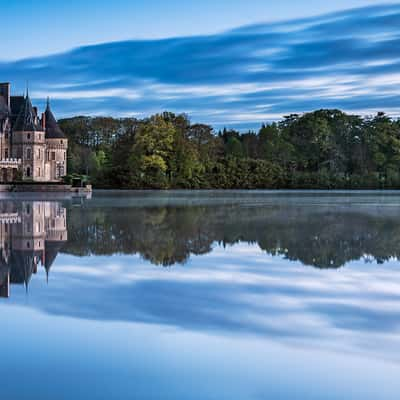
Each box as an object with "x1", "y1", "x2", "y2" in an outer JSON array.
[
  {"x1": 0, "y1": 201, "x2": 67, "y2": 297},
  {"x1": 2, "y1": 193, "x2": 400, "y2": 298}
]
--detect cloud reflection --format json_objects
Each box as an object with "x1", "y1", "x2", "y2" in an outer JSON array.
[{"x1": 2, "y1": 193, "x2": 400, "y2": 365}]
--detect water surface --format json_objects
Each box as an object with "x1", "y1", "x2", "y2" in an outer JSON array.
[{"x1": 1, "y1": 191, "x2": 399, "y2": 399}]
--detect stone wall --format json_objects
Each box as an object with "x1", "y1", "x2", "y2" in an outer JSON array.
[{"x1": 12, "y1": 184, "x2": 72, "y2": 192}]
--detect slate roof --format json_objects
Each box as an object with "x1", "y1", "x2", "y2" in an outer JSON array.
[
  {"x1": 13, "y1": 93, "x2": 42, "y2": 132},
  {"x1": 45, "y1": 99, "x2": 66, "y2": 139},
  {"x1": 44, "y1": 240, "x2": 64, "y2": 272},
  {"x1": 0, "y1": 95, "x2": 9, "y2": 120},
  {"x1": 10, "y1": 96, "x2": 24, "y2": 119},
  {"x1": 10, "y1": 250, "x2": 42, "y2": 288}
]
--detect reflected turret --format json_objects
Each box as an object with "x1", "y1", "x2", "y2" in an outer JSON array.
[{"x1": 0, "y1": 200, "x2": 67, "y2": 297}]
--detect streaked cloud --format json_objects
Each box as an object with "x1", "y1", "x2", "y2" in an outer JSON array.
[{"x1": 1, "y1": 4, "x2": 400, "y2": 129}]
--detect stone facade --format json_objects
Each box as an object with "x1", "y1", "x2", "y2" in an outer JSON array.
[
  {"x1": 0, "y1": 82, "x2": 68, "y2": 182},
  {"x1": 0, "y1": 200, "x2": 67, "y2": 297}
]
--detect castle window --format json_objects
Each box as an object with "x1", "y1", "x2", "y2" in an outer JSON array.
[
  {"x1": 4, "y1": 149, "x2": 8, "y2": 159},
  {"x1": 56, "y1": 164, "x2": 65, "y2": 178},
  {"x1": 51, "y1": 152, "x2": 56, "y2": 161},
  {"x1": 5, "y1": 133, "x2": 8, "y2": 139},
  {"x1": 26, "y1": 148, "x2": 31, "y2": 160},
  {"x1": 26, "y1": 166, "x2": 31, "y2": 177},
  {"x1": 27, "y1": 133, "x2": 31, "y2": 140}
]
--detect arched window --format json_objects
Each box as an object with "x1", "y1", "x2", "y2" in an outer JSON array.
[{"x1": 26, "y1": 167, "x2": 31, "y2": 178}]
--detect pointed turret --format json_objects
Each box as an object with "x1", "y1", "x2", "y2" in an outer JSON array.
[
  {"x1": 13, "y1": 91, "x2": 42, "y2": 132},
  {"x1": 44, "y1": 99, "x2": 66, "y2": 139},
  {"x1": 44, "y1": 240, "x2": 64, "y2": 276}
]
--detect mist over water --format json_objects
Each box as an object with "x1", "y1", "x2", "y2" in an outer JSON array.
[{"x1": 1, "y1": 191, "x2": 400, "y2": 399}]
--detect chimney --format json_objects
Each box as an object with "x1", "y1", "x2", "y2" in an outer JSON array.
[
  {"x1": 0, "y1": 82, "x2": 10, "y2": 108},
  {"x1": 41, "y1": 112, "x2": 46, "y2": 130}
]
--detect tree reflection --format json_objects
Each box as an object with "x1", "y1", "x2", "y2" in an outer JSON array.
[
  {"x1": 64, "y1": 199, "x2": 400, "y2": 269},
  {"x1": 1, "y1": 195, "x2": 399, "y2": 296}
]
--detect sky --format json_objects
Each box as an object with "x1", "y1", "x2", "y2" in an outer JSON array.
[
  {"x1": 1, "y1": 1, "x2": 400, "y2": 129},
  {"x1": 2, "y1": 0, "x2": 389, "y2": 60}
]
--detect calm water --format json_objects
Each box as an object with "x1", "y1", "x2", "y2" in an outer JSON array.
[{"x1": 1, "y1": 190, "x2": 400, "y2": 399}]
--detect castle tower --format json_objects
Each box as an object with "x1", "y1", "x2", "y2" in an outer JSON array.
[
  {"x1": 0, "y1": 82, "x2": 68, "y2": 183},
  {"x1": 8, "y1": 201, "x2": 46, "y2": 291},
  {"x1": 11, "y1": 92, "x2": 46, "y2": 181},
  {"x1": 0, "y1": 83, "x2": 19, "y2": 182},
  {"x1": 44, "y1": 99, "x2": 68, "y2": 181},
  {"x1": 44, "y1": 201, "x2": 67, "y2": 281},
  {"x1": 0, "y1": 88, "x2": 11, "y2": 161}
]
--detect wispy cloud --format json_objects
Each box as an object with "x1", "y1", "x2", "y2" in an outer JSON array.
[{"x1": 1, "y1": 4, "x2": 400, "y2": 128}]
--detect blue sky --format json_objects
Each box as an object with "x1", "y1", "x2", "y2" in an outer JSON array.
[
  {"x1": 1, "y1": 1, "x2": 400, "y2": 128},
  {"x1": 2, "y1": 0, "x2": 387, "y2": 60}
]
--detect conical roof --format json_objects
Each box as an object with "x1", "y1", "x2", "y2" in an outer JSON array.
[
  {"x1": 44, "y1": 240, "x2": 64, "y2": 272},
  {"x1": 14, "y1": 92, "x2": 42, "y2": 132},
  {"x1": 9, "y1": 250, "x2": 41, "y2": 288},
  {"x1": 45, "y1": 99, "x2": 66, "y2": 139},
  {"x1": 0, "y1": 95, "x2": 9, "y2": 120}
]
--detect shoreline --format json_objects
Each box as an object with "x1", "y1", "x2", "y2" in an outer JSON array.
[
  {"x1": 4, "y1": 185, "x2": 400, "y2": 193},
  {"x1": 0, "y1": 183, "x2": 92, "y2": 194}
]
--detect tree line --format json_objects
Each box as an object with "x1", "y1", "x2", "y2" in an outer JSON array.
[{"x1": 59, "y1": 109, "x2": 400, "y2": 189}]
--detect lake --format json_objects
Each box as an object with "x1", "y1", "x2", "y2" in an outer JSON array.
[{"x1": 1, "y1": 190, "x2": 399, "y2": 399}]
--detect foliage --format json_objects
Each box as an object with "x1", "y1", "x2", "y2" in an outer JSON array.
[{"x1": 59, "y1": 109, "x2": 400, "y2": 189}]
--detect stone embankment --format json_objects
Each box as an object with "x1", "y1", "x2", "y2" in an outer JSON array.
[{"x1": 0, "y1": 184, "x2": 92, "y2": 193}]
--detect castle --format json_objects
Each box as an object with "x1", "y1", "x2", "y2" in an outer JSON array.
[
  {"x1": 0, "y1": 82, "x2": 67, "y2": 182},
  {"x1": 0, "y1": 200, "x2": 68, "y2": 297}
]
